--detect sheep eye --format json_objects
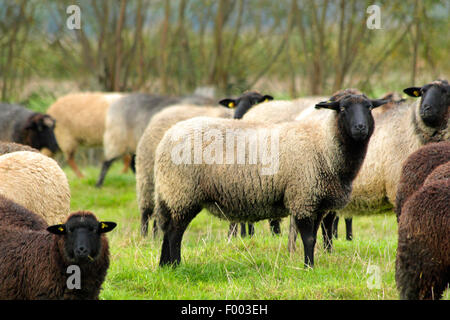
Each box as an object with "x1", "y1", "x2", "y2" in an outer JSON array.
[{"x1": 340, "y1": 106, "x2": 346, "y2": 112}]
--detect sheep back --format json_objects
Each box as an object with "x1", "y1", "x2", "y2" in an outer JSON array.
[
  {"x1": 136, "y1": 104, "x2": 232, "y2": 216},
  {"x1": 395, "y1": 141, "x2": 450, "y2": 219},
  {"x1": 46, "y1": 92, "x2": 124, "y2": 156},
  {"x1": 0, "y1": 151, "x2": 70, "y2": 225}
]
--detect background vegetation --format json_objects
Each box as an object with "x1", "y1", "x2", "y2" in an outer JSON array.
[{"x1": 1, "y1": 0, "x2": 449, "y2": 103}]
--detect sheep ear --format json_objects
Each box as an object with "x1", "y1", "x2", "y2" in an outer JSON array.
[
  {"x1": 259, "y1": 95, "x2": 274, "y2": 103},
  {"x1": 219, "y1": 99, "x2": 236, "y2": 108},
  {"x1": 315, "y1": 100, "x2": 340, "y2": 111},
  {"x1": 403, "y1": 87, "x2": 422, "y2": 97},
  {"x1": 98, "y1": 221, "x2": 117, "y2": 233},
  {"x1": 47, "y1": 224, "x2": 66, "y2": 235},
  {"x1": 370, "y1": 98, "x2": 390, "y2": 109}
]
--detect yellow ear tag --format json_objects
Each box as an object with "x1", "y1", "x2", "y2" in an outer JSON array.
[
  {"x1": 413, "y1": 90, "x2": 419, "y2": 97},
  {"x1": 58, "y1": 227, "x2": 64, "y2": 232},
  {"x1": 228, "y1": 102, "x2": 235, "y2": 108},
  {"x1": 101, "y1": 223, "x2": 108, "y2": 229},
  {"x1": 264, "y1": 98, "x2": 269, "y2": 102}
]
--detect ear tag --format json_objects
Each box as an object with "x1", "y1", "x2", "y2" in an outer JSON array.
[
  {"x1": 413, "y1": 90, "x2": 419, "y2": 97},
  {"x1": 264, "y1": 98, "x2": 269, "y2": 102},
  {"x1": 228, "y1": 102, "x2": 235, "y2": 108},
  {"x1": 101, "y1": 222, "x2": 108, "y2": 229},
  {"x1": 58, "y1": 227, "x2": 64, "y2": 232}
]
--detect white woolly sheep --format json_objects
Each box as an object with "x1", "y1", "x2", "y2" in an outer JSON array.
[
  {"x1": 46, "y1": 92, "x2": 125, "y2": 178},
  {"x1": 0, "y1": 151, "x2": 71, "y2": 225},
  {"x1": 136, "y1": 91, "x2": 273, "y2": 237},
  {"x1": 153, "y1": 92, "x2": 389, "y2": 267}
]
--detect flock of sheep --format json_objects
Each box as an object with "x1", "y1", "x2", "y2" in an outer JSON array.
[{"x1": 0, "y1": 79, "x2": 448, "y2": 300}]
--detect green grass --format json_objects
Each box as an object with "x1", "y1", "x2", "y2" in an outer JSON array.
[{"x1": 64, "y1": 162, "x2": 449, "y2": 300}]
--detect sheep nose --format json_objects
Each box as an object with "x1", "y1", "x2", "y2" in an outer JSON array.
[
  {"x1": 75, "y1": 246, "x2": 88, "y2": 257},
  {"x1": 355, "y1": 124, "x2": 366, "y2": 131}
]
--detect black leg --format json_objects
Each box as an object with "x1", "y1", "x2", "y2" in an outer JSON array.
[
  {"x1": 152, "y1": 220, "x2": 159, "y2": 238},
  {"x1": 332, "y1": 216, "x2": 339, "y2": 239},
  {"x1": 247, "y1": 223, "x2": 255, "y2": 237},
  {"x1": 294, "y1": 212, "x2": 324, "y2": 268},
  {"x1": 140, "y1": 208, "x2": 150, "y2": 237},
  {"x1": 240, "y1": 223, "x2": 247, "y2": 237},
  {"x1": 130, "y1": 154, "x2": 136, "y2": 174},
  {"x1": 321, "y1": 211, "x2": 336, "y2": 252},
  {"x1": 228, "y1": 223, "x2": 238, "y2": 238},
  {"x1": 270, "y1": 219, "x2": 281, "y2": 235},
  {"x1": 345, "y1": 218, "x2": 353, "y2": 241},
  {"x1": 96, "y1": 158, "x2": 117, "y2": 188}
]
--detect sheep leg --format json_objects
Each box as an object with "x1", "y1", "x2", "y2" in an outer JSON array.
[
  {"x1": 130, "y1": 154, "x2": 136, "y2": 174},
  {"x1": 122, "y1": 154, "x2": 131, "y2": 173},
  {"x1": 240, "y1": 223, "x2": 247, "y2": 237},
  {"x1": 96, "y1": 157, "x2": 118, "y2": 188},
  {"x1": 247, "y1": 223, "x2": 255, "y2": 237},
  {"x1": 288, "y1": 215, "x2": 298, "y2": 253},
  {"x1": 140, "y1": 208, "x2": 152, "y2": 237},
  {"x1": 152, "y1": 220, "x2": 159, "y2": 238},
  {"x1": 332, "y1": 216, "x2": 339, "y2": 238},
  {"x1": 67, "y1": 152, "x2": 84, "y2": 178},
  {"x1": 294, "y1": 212, "x2": 324, "y2": 268},
  {"x1": 345, "y1": 218, "x2": 353, "y2": 240},
  {"x1": 159, "y1": 204, "x2": 199, "y2": 267},
  {"x1": 228, "y1": 223, "x2": 238, "y2": 238},
  {"x1": 321, "y1": 211, "x2": 336, "y2": 252},
  {"x1": 270, "y1": 219, "x2": 281, "y2": 235}
]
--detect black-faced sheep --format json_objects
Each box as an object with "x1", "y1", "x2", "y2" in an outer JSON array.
[
  {"x1": 135, "y1": 91, "x2": 273, "y2": 237},
  {"x1": 0, "y1": 207, "x2": 116, "y2": 300},
  {"x1": 46, "y1": 92, "x2": 125, "y2": 178},
  {"x1": 330, "y1": 80, "x2": 449, "y2": 241},
  {"x1": 395, "y1": 141, "x2": 450, "y2": 221},
  {"x1": 96, "y1": 93, "x2": 214, "y2": 187},
  {"x1": 153, "y1": 92, "x2": 389, "y2": 267},
  {"x1": 0, "y1": 151, "x2": 71, "y2": 225},
  {"x1": 0, "y1": 103, "x2": 59, "y2": 152},
  {"x1": 395, "y1": 167, "x2": 449, "y2": 300}
]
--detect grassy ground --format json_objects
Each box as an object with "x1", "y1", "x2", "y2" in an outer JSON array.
[{"x1": 65, "y1": 162, "x2": 448, "y2": 300}]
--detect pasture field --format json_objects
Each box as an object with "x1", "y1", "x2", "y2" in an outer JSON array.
[{"x1": 65, "y1": 163, "x2": 449, "y2": 300}]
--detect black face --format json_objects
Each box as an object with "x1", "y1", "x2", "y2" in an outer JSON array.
[
  {"x1": 403, "y1": 81, "x2": 450, "y2": 128},
  {"x1": 47, "y1": 214, "x2": 116, "y2": 264},
  {"x1": 219, "y1": 92, "x2": 274, "y2": 119},
  {"x1": 26, "y1": 115, "x2": 60, "y2": 153},
  {"x1": 316, "y1": 95, "x2": 389, "y2": 142}
]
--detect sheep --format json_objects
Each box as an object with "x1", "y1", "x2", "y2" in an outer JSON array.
[
  {"x1": 0, "y1": 205, "x2": 117, "y2": 300},
  {"x1": 0, "y1": 103, "x2": 59, "y2": 153},
  {"x1": 423, "y1": 161, "x2": 450, "y2": 186},
  {"x1": 135, "y1": 91, "x2": 273, "y2": 237},
  {"x1": 395, "y1": 141, "x2": 450, "y2": 221},
  {"x1": 318, "y1": 80, "x2": 450, "y2": 244},
  {"x1": 0, "y1": 195, "x2": 48, "y2": 231},
  {"x1": 0, "y1": 151, "x2": 71, "y2": 225},
  {"x1": 395, "y1": 165, "x2": 449, "y2": 300},
  {"x1": 0, "y1": 141, "x2": 39, "y2": 155},
  {"x1": 46, "y1": 92, "x2": 125, "y2": 178},
  {"x1": 153, "y1": 91, "x2": 390, "y2": 267},
  {"x1": 96, "y1": 93, "x2": 215, "y2": 188}
]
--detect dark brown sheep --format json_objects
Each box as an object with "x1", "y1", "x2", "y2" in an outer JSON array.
[
  {"x1": 395, "y1": 177, "x2": 450, "y2": 300},
  {"x1": 0, "y1": 195, "x2": 47, "y2": 231},
  {"x1": 423, "y1": 161, "x2": 450, "y2": 187},
  {"x1": 0, "y1": 206, "x2": 116, "y2": 300},
  {"x1": 0, "y1": 141, "x2": 39, "y2": 155},
  {"x1": 395, "y1": 141, "x2": 450, "y2": 221}
]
